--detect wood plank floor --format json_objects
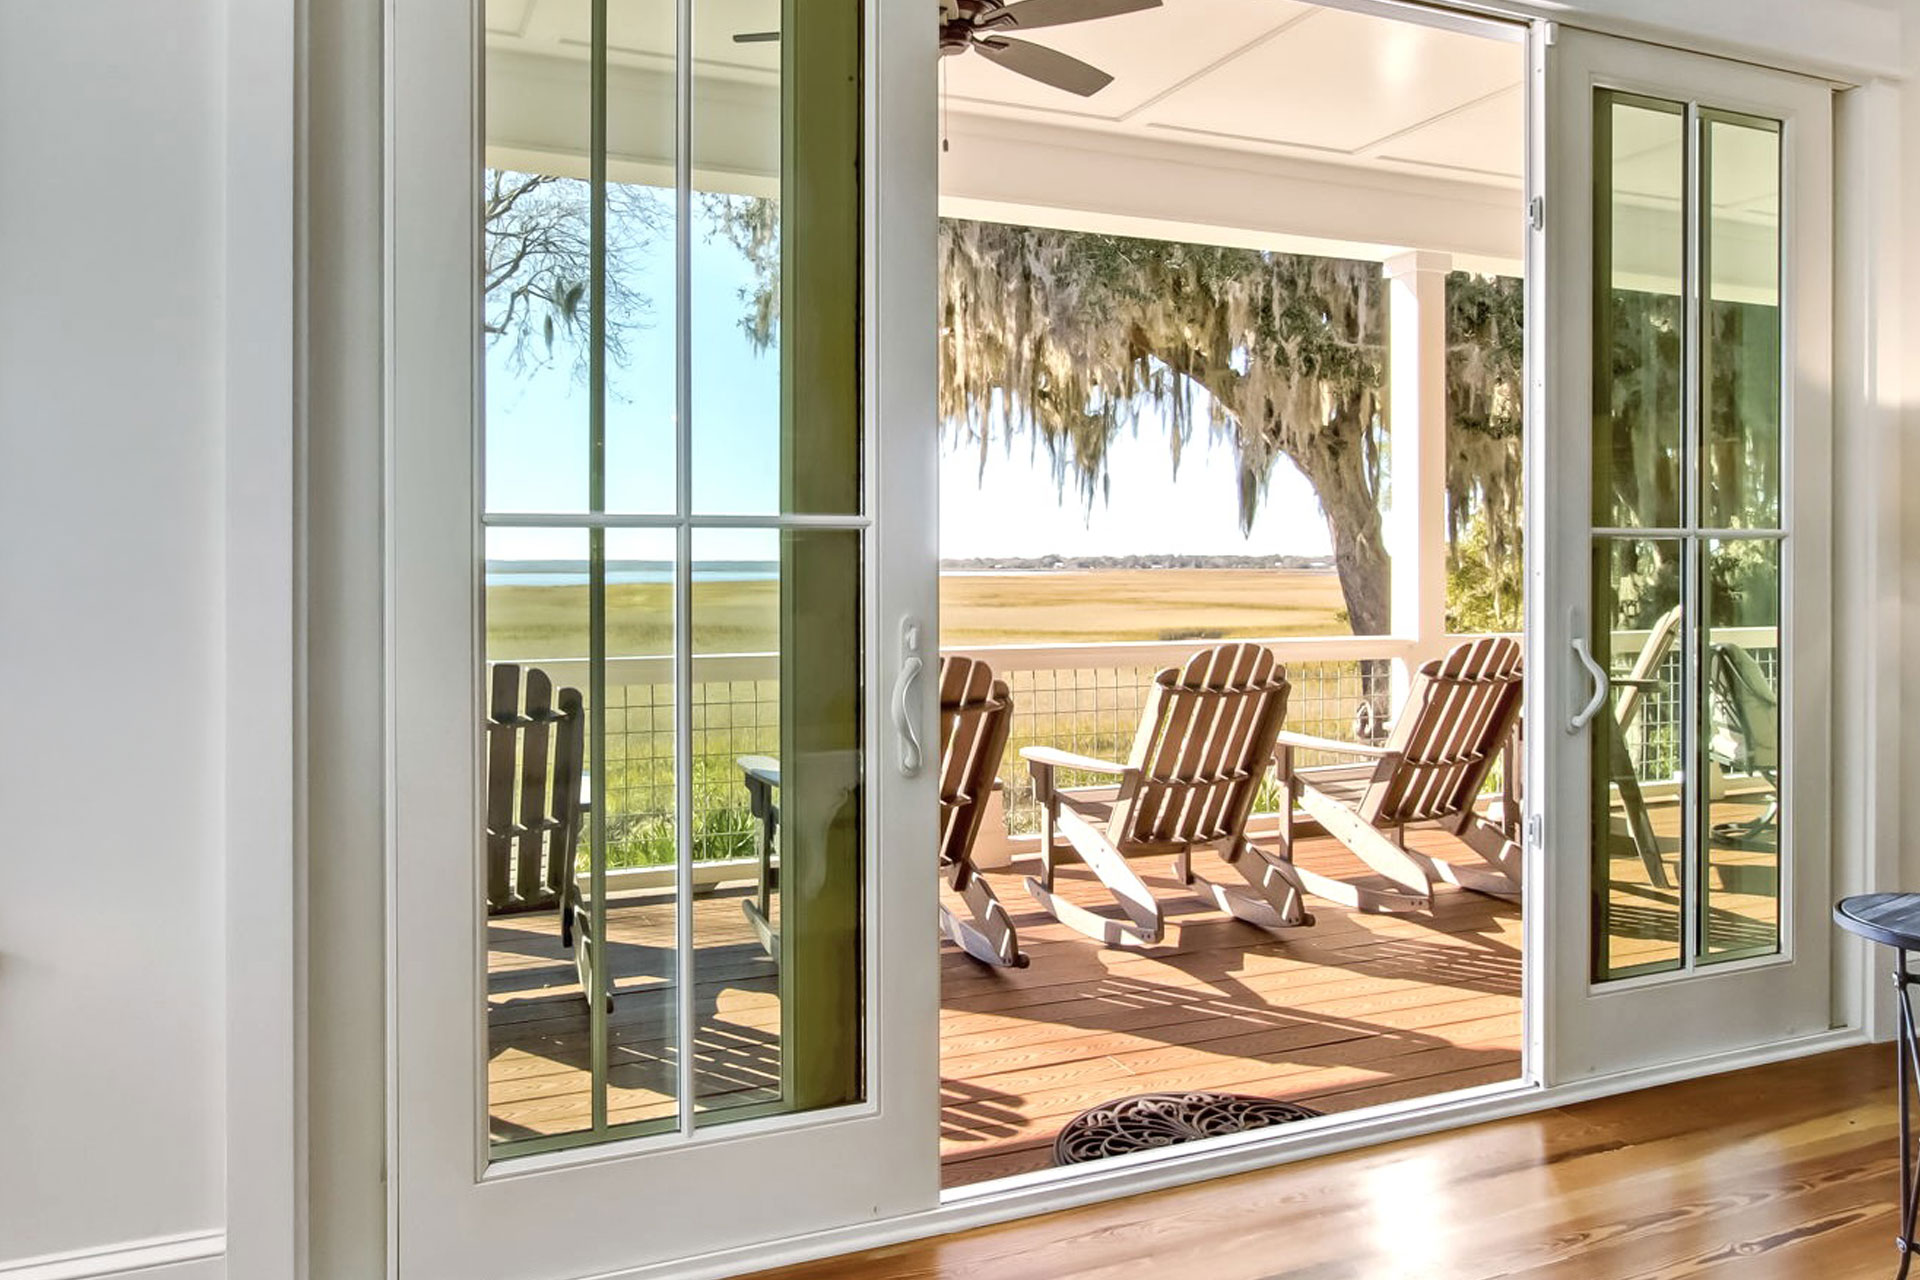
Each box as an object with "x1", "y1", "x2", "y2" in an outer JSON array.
[{"x1": 747, "y1": 1043, "x2": 1902, "y2": 1280}]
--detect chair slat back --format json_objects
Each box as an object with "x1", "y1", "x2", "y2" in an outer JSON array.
[
  {"x1": 1616, "y1": 604, "x2": 1682, "y2": 734},
  {"x1": 1361, "y1": 636, "x2": 1522, "y2": 826},
  {"x1": 1114, "y1": 644, "x2": 1291, "y2": 848},
  {"x1": 937, "y1": 656, "x2": 1013, "y2": 888},
  {"x1": 485, "y1": 662, "x2": 587, "y2": 915}
]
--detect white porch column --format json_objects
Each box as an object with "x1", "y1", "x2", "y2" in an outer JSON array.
[{"x1": 1383, "y1": 250, "x2": 1452, "y2": 708}]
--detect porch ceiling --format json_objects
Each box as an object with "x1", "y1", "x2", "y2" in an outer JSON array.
[{"x1": 484, "y1": 0, "x2": 1530, "y2": 270}]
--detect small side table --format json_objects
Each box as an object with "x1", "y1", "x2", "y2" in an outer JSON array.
[{"x1": 1836, "y1": 894, "x2": 1920, "y2": 1277}]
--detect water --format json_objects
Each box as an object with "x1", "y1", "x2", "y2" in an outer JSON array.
[{"x1": 486, "y1": 560, "x2": 777, "y2": 587}]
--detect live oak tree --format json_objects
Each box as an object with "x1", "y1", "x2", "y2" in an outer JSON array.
[
  {"x1": 485, "y1": 179, "x2": 1529, "y2": 635},
  {"x1": 936, "y1": 219, "x2": 1525, "y2": 637}
]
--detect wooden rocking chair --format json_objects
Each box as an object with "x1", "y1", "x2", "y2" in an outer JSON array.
[
  {"x1": 1608, "y1": 605, "x2": 1681, "y2": 889},
  {"x1": 1273, "y1": 636, "x2": 1524, "y2": 912},
  {"x1": 740, "y1": 656, "x2": 1027, "y2": 967},
  {"x1": 936, "y1": 656, "x2": 1026, "y2": 968},
  {"x1": 483, "y1": 662, "x2": 591, "y2": 995},
  {"x1": 1023, "y1": 643, "x2": 1313, "y2": 949}
]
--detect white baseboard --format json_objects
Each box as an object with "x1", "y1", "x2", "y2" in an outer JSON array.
[{"x1": 0, "y1": 1232, "x2": 224, "y2": 1280}]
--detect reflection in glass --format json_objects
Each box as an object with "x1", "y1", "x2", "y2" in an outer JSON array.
[
  {"x1": 691, "y1": 528, "x2": 865, "y2": 1125},
  {"x1": 482, "y1": 0, "x2": 865, "y2": 1159},
  {"x1": 602, "y1": 0, "x2": 679, "y2": 515},
  {"x1": 598, "y1": 529, "x2": 683, "y2": 1129},
  {"x1": 484, "y1": 526, "x2": 598, "y2": 1146},
  {"x1": 1701, "y1": 539, "x2": 1781, "y2": 961},
  {"x1": 689, "y1": 530, "x2": 785, "y2": 1122},
  {"x1": 1591, "y1": 537, "x2": 1685, "y2": 981},
  {"x1": 1703, "y1": 116, "x2": 1782, "y2": 530},
  {"x1": 692, "y1": 0, "x2": 782, "y2": 514},
  {"x1": 484, "y1": 0, "x2": 594, "y2": 515},
  {"x1": 1595, "y1": 95, "x2": 1685, "y2": 531}
]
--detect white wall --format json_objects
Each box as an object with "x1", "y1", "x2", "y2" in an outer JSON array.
[{"x1": 0, "y1": 1, "x2": 228, "y2": 1270}]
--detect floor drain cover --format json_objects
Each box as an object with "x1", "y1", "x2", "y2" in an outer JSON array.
[{"x1": 1054, "y1": 1090, "x2": 1324, "y2": 1165}]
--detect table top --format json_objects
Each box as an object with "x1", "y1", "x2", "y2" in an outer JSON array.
[{"x1": 1835, "y1": 894, "x2": 1920, "y2": 950}]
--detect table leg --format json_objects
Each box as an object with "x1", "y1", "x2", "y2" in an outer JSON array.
[{"x1": 1897, "y1": 950, "x2": 1918, "y2": 1278}]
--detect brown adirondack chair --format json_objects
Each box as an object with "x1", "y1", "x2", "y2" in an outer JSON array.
[
  {"x1": 1272, "y1": 636, "x2": 1523, "y2": 912},
  {"x1": 741, "y1": 655, "x2": 1027, "y2": 967},
  {"x1": 1609, "y1": 606, "x2": 1681, "y2": 889},
  {"x1": 937, "y1": 656, "x2": 1026, "y2": 968},
  {"x1": 484, "y1": 662, "x2": 591, "y2": 992},
  {"x1": 1023, "y1": 643, "x2": 1313, "y2": 948}
]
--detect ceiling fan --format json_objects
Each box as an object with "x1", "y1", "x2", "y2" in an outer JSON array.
[{"x1": 734, "y1": 0, "x2": 1164, "y2": 98}]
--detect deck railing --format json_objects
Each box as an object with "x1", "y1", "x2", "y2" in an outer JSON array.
[{"x1": 512, "y1": 625, "x2": 1778, "y2": 865}]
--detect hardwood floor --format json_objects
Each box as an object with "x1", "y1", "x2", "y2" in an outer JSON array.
[{"x1": 747, "y1": 1044, "x2": 1901, "y2": 1280}]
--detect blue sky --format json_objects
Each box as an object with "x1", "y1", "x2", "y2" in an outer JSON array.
[{"x1": 485, "y1": 196, "x2": 1334, "y2": 562}]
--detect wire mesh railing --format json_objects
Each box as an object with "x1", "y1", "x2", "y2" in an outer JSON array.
[{"x1": 503, "y1": 629, "x2": 1778, "y2": 866}]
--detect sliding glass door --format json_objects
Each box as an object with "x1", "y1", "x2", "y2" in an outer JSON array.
[
  {"x1": 1536, "y1": 27, "x2": 1833, "y2": 1079},
  {"x1": 389, "y1": 0, "x2": 941, "y2": 1273}
]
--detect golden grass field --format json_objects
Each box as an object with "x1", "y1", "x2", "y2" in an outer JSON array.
[{"x1": 485, "y1": 568, "x2": 1351, "y2": 657}]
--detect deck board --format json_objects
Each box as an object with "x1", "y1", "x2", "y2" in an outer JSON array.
[
  {"x1": 482, "y1": 788, "x2": 1776, "y2": 1181},
  {"x1": 485, "y1": 826, "x2": 1530, "y2": 1179}
]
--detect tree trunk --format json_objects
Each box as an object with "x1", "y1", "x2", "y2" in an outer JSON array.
[{"x1": 1291, "y1": 415, "x2": 1391, "y2": 637}]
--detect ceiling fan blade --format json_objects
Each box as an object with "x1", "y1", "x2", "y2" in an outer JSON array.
[
  {"x1": 974, "y1": 36, "x2": 1115, "y2": 96},
  {"x1": 732, "y1": 30, "x2": 780, "y2": 43},
  {"x1": 988, "y1": 0, "x2": 1161, "y2": 32}
]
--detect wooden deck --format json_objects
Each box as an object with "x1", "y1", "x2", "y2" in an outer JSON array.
[
  {"x1": 486, "y1": 828, "x2": 1527, "y2": 1178},
  {"x1": 938, "y1": 833, "x2": 1523, "y2": 1184},
  {"x1": 486, "y1": 793, "x2": 1782, "y2": 1180}
]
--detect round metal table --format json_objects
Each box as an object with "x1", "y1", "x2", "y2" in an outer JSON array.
[{"x1": 1836, "y1": 894, "x2": 1920, "y2": 1277}]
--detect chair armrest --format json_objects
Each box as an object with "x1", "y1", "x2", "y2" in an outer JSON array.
[
  {"x1": 737, "y1": 754, "x2": 781, "y2": 788},
  {"x1": 1274, "y1": 731, "x2": 1394, "y2": 759},
  {"x1": 1019, "y1": 745, "x2": 1129, "y2": 775}
]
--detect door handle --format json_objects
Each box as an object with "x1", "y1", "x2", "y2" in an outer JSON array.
[
  {"x1": 1569, "y1": 636, "x2": 1609, "y2": 734},
  {"x1": 893, "y1": 618, "x2": 925, "y2": 777}
]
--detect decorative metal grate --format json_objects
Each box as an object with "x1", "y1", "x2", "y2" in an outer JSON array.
[{"x1": 1054, "y1": 1090, "x2": 1324, "y2": 1165}]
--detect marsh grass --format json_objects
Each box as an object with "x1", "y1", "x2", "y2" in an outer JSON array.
[{"x1": 490, "y1": 568, "x2": 1376, "y2": 865}]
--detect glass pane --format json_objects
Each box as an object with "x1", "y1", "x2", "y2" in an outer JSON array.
[
  {"x1": 484, "y1": 526, "x2": 599, "y2": 1146},
  {"x1": 1701, "y1": 539, "x2": 1781, "y2": 961},
  {"x1": 1703, "y1": 116, "x2": 1782, "y2": 530},
  {"x1": 484, "y1": 0, "x2": 595, "y2": 514},
  {"x1": 691, "y1": 1, "x2": 860, "y2": 516},
  {"x1": 599, "y1": 529, "x2": 683, "y2": 1130},
  {"x1": 690, "y1": 0, "x2": 782, "y2": 514},
  {"x1": 691, "y1": 527, "x2": 865, "y2": 1125},
  {"x1": 689, "y1": 530, "x2": 784, "y2": 1122},
  {"x1": 1591, "y1": 536, "x2": 1685, "y2": 981},
  {"x1": 603, "y1": 0, "x2": 680, "y2": 515},
  {"x1": 1594, "y1": 95, "x2": 1685, "y2": 531}
]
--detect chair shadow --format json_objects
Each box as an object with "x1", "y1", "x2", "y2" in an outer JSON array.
[
  {"x1": 939, "y1": 860, "x2": 1524, "y2": 1151},
  {"x1": 485, "y1": 895, "x2": 785, "y2": 1141}
]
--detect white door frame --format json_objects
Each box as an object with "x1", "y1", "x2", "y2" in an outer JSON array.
[
  {"x1": 383, "y1": 0, "x2": 942, "y2": 1275},
  {"x1": 253, "y1": 4, "x2": 1903, "y2": 1278}
]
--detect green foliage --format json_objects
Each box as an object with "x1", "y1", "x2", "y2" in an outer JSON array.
[{"x1": 1445, "y1": 508, "x2": 1523, "y2": 634}]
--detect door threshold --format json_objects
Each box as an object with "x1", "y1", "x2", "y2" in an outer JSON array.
[{"x1": 940, "y1": 1072, "x2": 1537, "y2": 1205}]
